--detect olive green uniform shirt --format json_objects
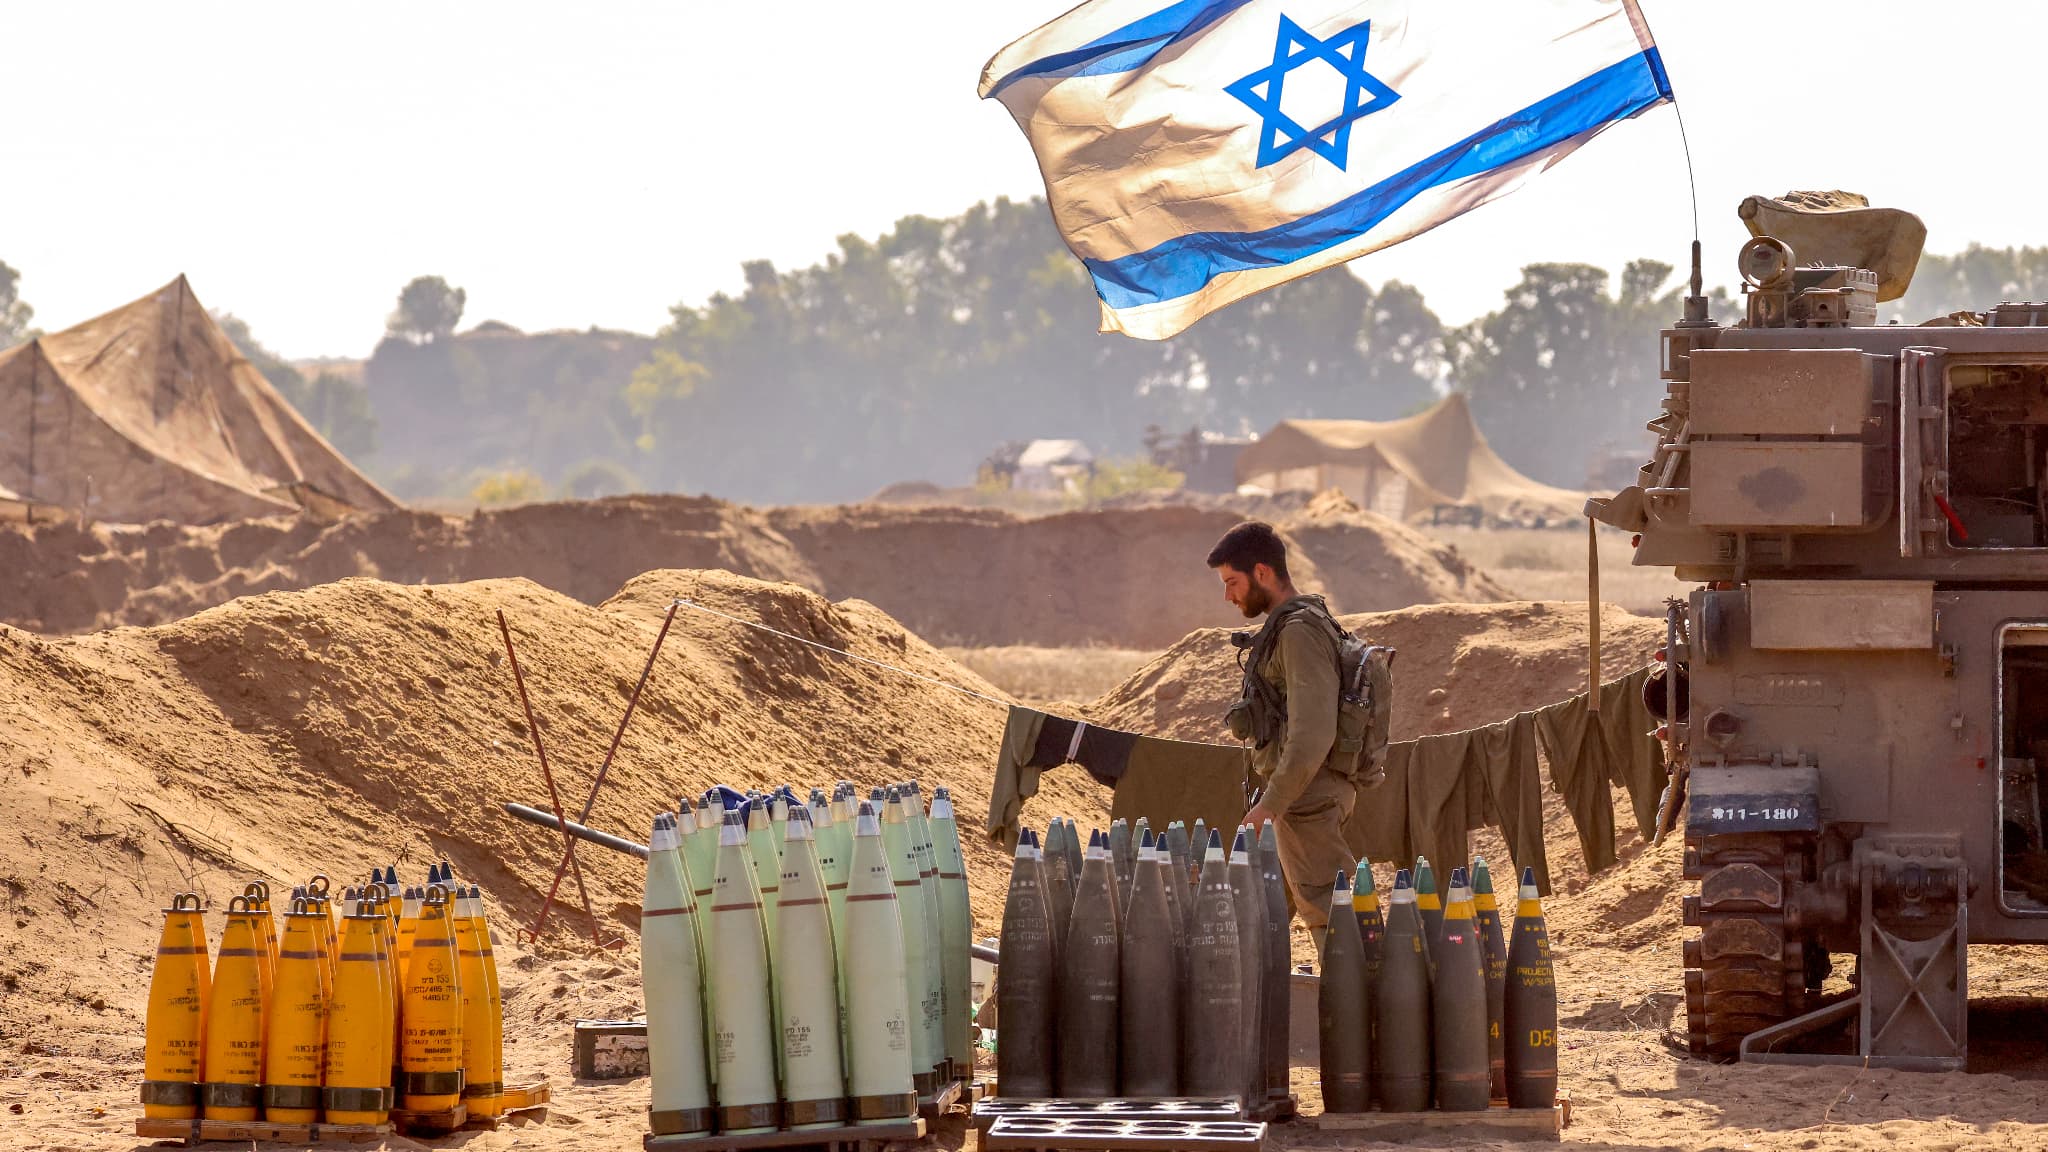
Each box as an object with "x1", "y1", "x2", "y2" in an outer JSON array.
[{"x1": 1250, "y1": 598, "x2": 1343, "y2": 812}]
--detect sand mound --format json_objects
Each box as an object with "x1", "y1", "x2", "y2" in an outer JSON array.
[
  {"x1": 0, "y1": 568, "x2": 1115, "y2": 1073},
  {"x1": 766, "y1": 501, "x2": 1508, "y2": 648},
  {"x1": 0, "y1": 496, "x2": 1507, "y2": 648},
  {"x1": 0, "y1": 495, "x2": 820, "y2": 634}
]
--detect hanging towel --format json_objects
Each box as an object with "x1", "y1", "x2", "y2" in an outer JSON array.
[{"x1": 1474, "y1": 712, "x2": 1551, "y2": 895}]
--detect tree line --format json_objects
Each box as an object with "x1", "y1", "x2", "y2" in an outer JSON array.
[{"x1": 10, "y1": 213, "x2": 2048, "y2": 502}]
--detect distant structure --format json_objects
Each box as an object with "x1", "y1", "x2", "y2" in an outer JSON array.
[
  {"x1": 984, "y1": 438, "x2": 1095, "y2": 495},
  {"x1": 1234, "y1": 394, "x2": 1583, "y2": 525},
  {"x1": 1144, "y1": 426, "x2": 1251, "y2": 494},
  {"x1": 0, "y1": 276, "x2": 399, "y2": 525}
]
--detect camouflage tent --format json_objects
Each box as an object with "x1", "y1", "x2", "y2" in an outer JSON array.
[
  {"x1": 0, "y1": 277, "x2": 397, "y2": 525},
  {"x1": 1236, "y1": 393, "x2": 1585, "y2": 524}
]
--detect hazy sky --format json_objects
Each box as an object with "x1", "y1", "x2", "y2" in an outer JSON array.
[{"x1": 4, "y1": 1, "x2": 2039, "y2": 357}]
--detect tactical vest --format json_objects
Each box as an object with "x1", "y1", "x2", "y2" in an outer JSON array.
[{"x1": 1226, "y1": 596, "x2": 1394, "y2": 787}]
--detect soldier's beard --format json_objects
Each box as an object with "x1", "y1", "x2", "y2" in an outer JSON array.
[{"x1": 1240, "y1": 583, "x2": 1273, "y2": 618}]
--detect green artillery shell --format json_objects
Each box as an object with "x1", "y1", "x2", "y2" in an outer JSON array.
[
  {"x1": 1374, "y1": 869, "x2": 1433, "y2": 1113},
  {"x1": 997, "y1": 829, "x2": 1057, "y2": 1098},
  {"x1": 1119, "y1": 847, "x2": 1180, "y2": 1096},
  {"x1": 902, "y1": 784, "x2": 947, "y2": 1090},
  {"x1": 1503, "y1": 867, "x2": 1557, "y2": 1109},
  {"x1": 881, "y1": 789, "x2": 940, "y2": 1102},
  {"x1": 708, "y1": 810, "x2": 778, "y2": 1134},
  {"x1": 929, "y1": 787, "x2": 974, "y2": 1086},
  {"x1": 1431, "y1": 869, "x2": 1491, "y2": 1112},
  {"x1": 749, "y1": 799, "x2": 783, "y2": 956},
  {"x1": 809, "y1": 792, "x2": 852, "y2": 1075},
  {"x1": 1227, "y1": 828, "x2": 1265, "y2": 1107},
  {"x1": 777, "y1": 807, "x2": 847, "y2": 1128},
  {"x1": 1062, "y1": 816, "x2": 1083, "y2": 884},
  {"x1": 845, "y1": 802, "x2": 918, "y2": 1124},
  {"x1": 1471, "y1": 857, "x2": 1508, "y2": 1102},
  {"x1": 678, "y1": 803, "x2": 720, "y2": 1092},
  {"x1": 1182, "y1": 829, "x2": 1244, "y2": 1102},
  {"x1": 1256, "y1": 820, "x2": 1291, "y2": 1108},
  {"x1": 1317, "y1": 869, "x2": 1369, "y2": 1113},
  {"x1": 1057, "y1": 829, "x2": 1122, "y2": 1096},
  {"x1": 643, "y1": 814, "x2": 712, "y2": 1137}
]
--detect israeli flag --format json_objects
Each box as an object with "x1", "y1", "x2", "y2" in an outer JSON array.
[{"x1": 981, "y1": 0, "x2": 1672, "y2": 340}]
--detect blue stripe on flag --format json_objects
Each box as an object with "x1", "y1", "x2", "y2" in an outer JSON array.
[
  {"x1": 1084, "y1": 48, "x2": 1671, "y2": 310},
  {"x1": 986, "y1": 0, "x2": 1254, "y2": 98}
]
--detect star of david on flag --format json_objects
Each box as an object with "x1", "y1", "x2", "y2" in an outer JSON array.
[
  {"x1": 980, "y1": 0, "x2": 1673, "y2": 340},
  {"x1": 1224, "y1": 16, "x2": 1399, "y2": 170}
]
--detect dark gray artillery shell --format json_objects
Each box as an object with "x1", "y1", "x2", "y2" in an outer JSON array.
[
  {"x1": 997, "y1": 831, "x2": 1057, "y2": 1098},
  {"x1": 1181, "y1": 830, "x2": 1243, "y2": 1103},
  {"x1": 1169, "y1": 823, "x2": 1195, "y2": 941},
  {"x1": 1503, "y1": 866, "x2": 1557, "y2": 1110},
  {"x1": 1226, "y1": 829, "x2": 1264, "y2": 1108},
  {"x1": 1317, "y1": 870, "x2": 1369, "y2": 1113},
  {"x1": 1056, "y1": 831, "x2": 1120, "y2": 1097},
  {"x1": 1375, "y1": 869, "x2": 1432, "y2": 1112},
  {"x1": 1414, "y1": 857, "x2": 1441, "y2": 972},
  {"x1": 1152, "y1": 838, "x2": 1188, "y2": 1013},
  {"x1": 1109, "y1": 819, "x2": 1133, "y2": 917},
  {"x1": 1045, "y1": 821, "x2": 1075, "y2": 959},
  {"x1": 1351, "y1": 861, "x2": 1385, "y2": 1107},
  {"x1": 1119, "y1": 852, "x2": 1180, "y2": 1096},
  {"x1": 1257, "y1": 821, "x2": 1291, "y2": 1106},
  {"x1": 1431, "y1": 869, "x2": 1490, "y2": 1112},
  {"x1": 1472, "y1": 858, "x2": 1508, "y2": 1102},
  {"x1": 1062, "y1": 818, "x2": 1084, "y2": 882}
]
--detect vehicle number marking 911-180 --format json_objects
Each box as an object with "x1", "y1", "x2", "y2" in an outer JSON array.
[{"x1": 1709, "y1": 806, "x2": 1802, "y2": 822}]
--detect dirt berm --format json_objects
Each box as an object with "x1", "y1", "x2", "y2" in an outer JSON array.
[{"x1": 0, "y1": 493, "x2": 1506, "y2": 646}]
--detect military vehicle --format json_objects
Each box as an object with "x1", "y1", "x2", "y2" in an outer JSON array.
[{"x1": 1591, "y1": 191, "x2": 2048, "y2": 1071}]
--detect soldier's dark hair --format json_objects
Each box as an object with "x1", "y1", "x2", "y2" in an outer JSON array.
[{"x1": 1205, "y1": 520, "x2": 1289, "y2": 580}]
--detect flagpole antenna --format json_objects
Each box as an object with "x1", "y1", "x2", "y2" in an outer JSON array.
[{"x1": 1671, "y1": 93, "x2": 1713, "y2": 327}]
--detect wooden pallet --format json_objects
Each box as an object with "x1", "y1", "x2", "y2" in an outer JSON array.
[
  {"x1": 921, "y1": 1078, "x2": 965, "y2": 1119},
  {"x1": 643, "y1": 1116, "x2": 925, "y2": 1151},
  {"x1": 461, "y1": 1080, "x2": 554, "y2": 1131},
  {"x1": 1303, "y1": 1090, "x2": 1570, "y2": 1139},
  {"x1": 499, "y1": 1079, "x2": 553, "y2": 1111},
  {"x1": 971, "y1": 1097, "x2": 1245, "y2": 1133},
  {"x1": 983, "y1": 1116, "x2": 1267, "y2": 1151},
  {"x1": 134, "y1": 1118, "x2": 392, "y2": 1146},
  {"x1": 390, "y1": 1100, "x2": 468, "y2": 1134}
]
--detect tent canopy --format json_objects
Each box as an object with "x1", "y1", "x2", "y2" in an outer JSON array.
[
  {"x1": 0, "y1": 276, "x2": 398, "y2": 525},
  {"x1": 1236, "y1": 393, "x2": 1585, "y2": 523}
]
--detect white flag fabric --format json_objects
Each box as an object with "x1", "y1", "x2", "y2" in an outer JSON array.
[{"x1": 981, "y1": 0, "x2": 1671, "y2": 340}]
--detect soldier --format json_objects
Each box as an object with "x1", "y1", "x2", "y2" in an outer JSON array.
[{"x1": 1209, "y1": 520, "x2": 1360, "y2": 948}]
